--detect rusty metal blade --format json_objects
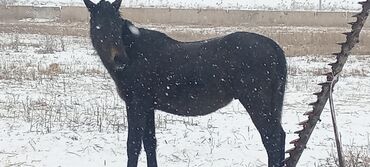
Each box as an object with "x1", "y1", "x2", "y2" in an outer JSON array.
[{"x1": 284, "y1": 1, "x2": 370, "y2": 166}]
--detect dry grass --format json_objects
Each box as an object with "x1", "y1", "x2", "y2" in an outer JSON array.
[
  {"x1": 38, "y1": 63, "x2": 62, "y2": 76},
  {"x1": 319, "y1": 144, "x2": 370, "y2": 167}
]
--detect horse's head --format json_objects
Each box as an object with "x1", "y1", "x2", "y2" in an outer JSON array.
[{"x1": 84, "y1": 0, "x2": 128, "y2": 71}]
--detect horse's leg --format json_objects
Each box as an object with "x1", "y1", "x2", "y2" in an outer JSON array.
[
  {"x1": 126, "y1": 99, "x2": 151, "y2": 167},
  {"x1": 143, "y1": 110, "x2": 157, "y2": 167},
  {"x1": 239, "y1": 90, "x2": 285, "y2": 167}
]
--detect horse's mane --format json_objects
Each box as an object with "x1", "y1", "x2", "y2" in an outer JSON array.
[{"x1": 121, "y1": 19, "x2": 178, "y2": 46}]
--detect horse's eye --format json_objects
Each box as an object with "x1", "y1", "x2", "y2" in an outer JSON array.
[{"x1": 96, "y1": 25, "x2": 102, "y2": 30}]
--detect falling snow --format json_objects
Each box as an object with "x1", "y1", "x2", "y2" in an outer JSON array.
[{"x1": 0, "y1": 0, "x2": 369, "y2": 166}]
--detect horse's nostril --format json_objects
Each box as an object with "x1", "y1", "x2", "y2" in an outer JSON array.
[{"x1": 114, "y1": 55, "x2": 122, "y2": 64}]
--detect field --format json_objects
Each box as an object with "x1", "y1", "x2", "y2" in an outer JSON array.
[{"x1": 0, "y1": 28, "x2": 370, "y2": 167}]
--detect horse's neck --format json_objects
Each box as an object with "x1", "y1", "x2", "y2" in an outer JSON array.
[{"x1": 122, "y1": 28, "x2": 177, "y2": 57}]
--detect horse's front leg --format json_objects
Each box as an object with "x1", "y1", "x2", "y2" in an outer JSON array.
[
  {"x1": 143, "y1": 110, "x2": 157, "y2": 167},
  {"x1": 126, "y1": 98, "x2": 153, "y2": 167}
]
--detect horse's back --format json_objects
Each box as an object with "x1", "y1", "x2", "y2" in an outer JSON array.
[
  {"x1": 179, "y1": 32, "x2": 285, "y2": 66},
  {"x1": 220, "y1": 32, "x2": 285, "y2": 59}
]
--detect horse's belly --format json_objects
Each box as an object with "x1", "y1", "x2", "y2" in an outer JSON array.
[{"x1": 154, "y1": 87, "x2": 233, "y2": 116}]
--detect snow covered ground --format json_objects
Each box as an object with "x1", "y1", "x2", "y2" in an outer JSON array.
[
  {"x1": 1, "y1": 0, "x2": 363, "y2": 11},
  {"x1": 0, "y1": 32, "x2": 369, "y2": 167}
]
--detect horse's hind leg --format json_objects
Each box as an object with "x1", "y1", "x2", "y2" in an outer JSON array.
[{"x1": 239, "y1": 89, "x2": 285, "y2": 167}]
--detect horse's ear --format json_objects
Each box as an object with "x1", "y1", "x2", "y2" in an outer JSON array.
[
  {"x1": 83, "y1": 0, "x2": 96, "y2": 11},
  {"x1": 112, "y1": 0, "x2": 122, "y2": 10}
]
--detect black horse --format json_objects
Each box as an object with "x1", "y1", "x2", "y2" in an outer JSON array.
[{"x1": 83, "y1": 0, "x2": 287, "y2": 166}]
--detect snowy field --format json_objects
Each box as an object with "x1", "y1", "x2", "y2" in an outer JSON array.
[
  {"x1": 0, "y1": 32, "x2": 369, "y2": 167},
  {"x1": 0, "y1": 0, "x2": 363, "y2": 11}
]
